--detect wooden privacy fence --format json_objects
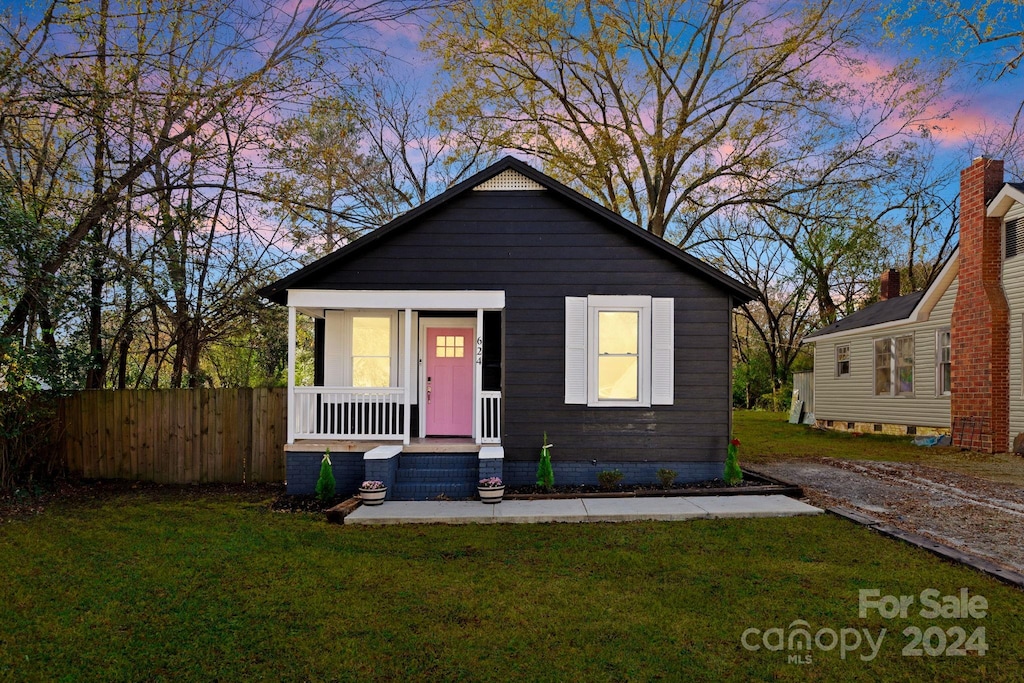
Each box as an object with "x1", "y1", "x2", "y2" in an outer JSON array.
[{"x1": 61, "y1": 388, "x2": 287, "y2": 484}]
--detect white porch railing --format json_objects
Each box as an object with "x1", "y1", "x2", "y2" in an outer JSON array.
[
  {"x1": 293, "y1": 387, "x2": 405, "y2": 440},
  {"x1": 480, "y1": 391, "x2": 501, "y2": 444}
]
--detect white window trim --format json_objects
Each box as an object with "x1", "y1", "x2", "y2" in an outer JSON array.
[
  {"x1": 587, "y1": 297, "x2": 652, "y2": 407},
  {"x1": 936, "y1": 328, "x2": 951, "y2": 397},
  {"x1": 835, "y1": 343, "x2": 851, "y2": 379}
]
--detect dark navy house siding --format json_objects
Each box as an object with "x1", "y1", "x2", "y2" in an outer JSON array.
[{"x1": 288, "y1": 188, "x2": 735, "y2": 468}]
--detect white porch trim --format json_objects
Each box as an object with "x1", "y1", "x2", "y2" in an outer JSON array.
[
  {"x1": 287, "y1": 306, "x2": 296, "y2": 444},
  {"x1": 289, "y1": 289, "x2": 505, "y2": 313},
  {"x1": 403, "y1": 308, "x2": 412, "y2": 446}
]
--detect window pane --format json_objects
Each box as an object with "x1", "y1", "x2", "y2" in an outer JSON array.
[
  {"x1": 353, "y1": 317, "x2": 390, "y2": 356},
  {"x1": 598, "y1": 356, "x2": 638, "y2": 400},
  {"x1": 874, "y1": 339, "x2": 891, "y2": 395},
  {"x1": 598, "y1": 312, "x2": 638, "y2": 355},
  {"x1": 353, "y1": 357, "x2": 390, "y2": 387},
  {"x1": 896, "y1": 336, "x2": 914, "y2": 393}
]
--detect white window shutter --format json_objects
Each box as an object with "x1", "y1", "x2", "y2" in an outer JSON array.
[
  {"x1": 651, "y1": 298, "x2": 675, "y2": 405},
  {"x1": 564, "y1": 297, "x2": 588, "y2": 404}
]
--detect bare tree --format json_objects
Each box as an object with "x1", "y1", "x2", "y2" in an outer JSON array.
[{"x1": 427, "y1": 0, "x2": 952, "y2": 242}]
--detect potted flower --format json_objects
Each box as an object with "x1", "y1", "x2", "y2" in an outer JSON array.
[
  {"x1": 359, "y1": 480, "x2": 388, "y2": 505},
  {"x1": 478, "y1": 476, "x2": 505, "y2": 504}
]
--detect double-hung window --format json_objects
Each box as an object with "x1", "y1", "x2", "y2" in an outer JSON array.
[
  {"x1": 874, "y1": 335, "x2": 914, "y2": 396},
  {"x1": 835, "y1": 344, "x2": 851, "y2": 378},
  {"x1": 564, "y1": 295, "x2": 674, "y2": 407},
  {"x1": 936, "y1": 329, "x2": 951, "y2": 396}
]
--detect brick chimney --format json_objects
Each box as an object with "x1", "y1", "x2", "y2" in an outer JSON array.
[
  {"x1": 950, "y1": 157, "x2": 1008, "y2": 452},
  {"x1": 879, "y1": 268, "x2": 900, "y2": 301}
]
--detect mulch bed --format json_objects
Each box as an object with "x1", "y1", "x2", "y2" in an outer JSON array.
[
  {"x1": 505, "y1": 472, "x2": 800, "y2": 500},
  {"x1": 0, "y1": 479, "x2": 283, "y2": 523}
]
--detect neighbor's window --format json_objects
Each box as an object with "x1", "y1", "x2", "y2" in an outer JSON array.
[
  {"x1": 351, "y1": 316, "x2": 392, "y2": 387},
  {"x1": 874, "y1": 335, "x2": 914, "y2": 396},
  {"x1": 597, "y1": 311, "x2": 640, "y2": 401},
  {"x1": 937, "y1": 329, "x2": 951, "y2": 396},
  {"x1": 835, "y1": 344, "x2": 851, "y2": 378}
]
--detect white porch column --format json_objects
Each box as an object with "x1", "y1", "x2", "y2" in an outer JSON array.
[
  {"x1": 403, "y1": 308, "x2": 412, "y2": 445},
  {"x1": 475, "y1": 308, "x2": 483, "y2": 445},
  {"x1": 287, "y1": 304, "x2": 296, "y2": 444}
]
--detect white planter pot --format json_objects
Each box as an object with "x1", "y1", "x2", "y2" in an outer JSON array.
[
  {"x1": 359, "y1": 487, "x2": 387, "y2": 505},
  {"x1": 478, "y1": 485, "x2": 505, "y2": 504}
]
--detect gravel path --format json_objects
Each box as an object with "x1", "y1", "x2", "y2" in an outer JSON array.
[{"x1": 753, "y1": 458, "x2": 1024, "y2": 574}]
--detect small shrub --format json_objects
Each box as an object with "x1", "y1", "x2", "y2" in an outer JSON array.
[
  {"x1": 536, "y1": 432, "x2": 554, "y2": 490},
  {"x1": 315, "y1": 450, "x2": 336, "y2": 502},
  {"x1": 724, "y1": 439, "x2": 742, "y2": 486},
  {"x1": 656, "y1": 468, "x2": 677, "y2": 489},
  {"x1": 597, "y1": 469, "x2": 624, "y2": 491}
]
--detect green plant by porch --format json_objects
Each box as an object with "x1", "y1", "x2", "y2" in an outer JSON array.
[{"x1": 314, "y1": 450, "x2": 335, "y2": 502}]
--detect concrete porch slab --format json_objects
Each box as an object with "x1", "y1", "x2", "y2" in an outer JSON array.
[{"x1": 344, "y1": 494, "x2": 822, "y2": 525}]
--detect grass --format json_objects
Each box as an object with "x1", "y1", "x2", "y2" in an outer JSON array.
[
  {"x1": 734, "y1": 410, "x2": 1024, "y2": 487},
  {"x1": 1, "y1": 489, "x2": 1022, "y2": 681}
]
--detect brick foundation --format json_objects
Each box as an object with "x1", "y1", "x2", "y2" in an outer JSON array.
[
  {"x1": 286, "y1": 451, "x2": 365, "y2": 496},
  {"x1": 951, "y1": 157, "x2": 1009, "y2": 453}
]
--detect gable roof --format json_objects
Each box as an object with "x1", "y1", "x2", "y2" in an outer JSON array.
[
  {"x1": 258, "y1": 156, "x2": 758, "y2": 305},
  {"x1": 803, "y1": 291, "x2": 926, "y2": 340},
  {"x1": 803, "y1": 245, "x2": 960, "y2": 342}
]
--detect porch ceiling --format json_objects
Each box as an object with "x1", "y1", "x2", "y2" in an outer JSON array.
[{"x1": 287, "y1": 289, "x2": 505, "y2": 312}]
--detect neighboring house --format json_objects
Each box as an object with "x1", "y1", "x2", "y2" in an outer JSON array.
[
  {"x1": 259, "y1": 156, "x2": 757, "y2": 498},
  {"x1": 804, "y1": 157, "x2": 1024, "y2": 453}
]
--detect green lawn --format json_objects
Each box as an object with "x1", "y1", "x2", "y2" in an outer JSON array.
[
  {"x1": 734, "y1": 410, "x2": 1024, "y2": 487},
  {"x1": 1, "y1": 489, "x2": 1021, "y2": 681}
]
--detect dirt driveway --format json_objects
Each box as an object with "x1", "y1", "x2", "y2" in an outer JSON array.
[{"x1": 753, "y1": 458, "x2": 1024, "y2": 574}]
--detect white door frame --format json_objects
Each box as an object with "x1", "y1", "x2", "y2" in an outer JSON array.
[{"x1": 418, "y1": 317, "x2": 478, "y2": 439}]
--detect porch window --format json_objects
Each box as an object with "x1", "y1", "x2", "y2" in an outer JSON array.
[
  {"x1": 352, "y1": 316, "x2": 392, "y2": 387},
  {"x1": 564, "y1": 295, "x2": 674, "y2": 407}
]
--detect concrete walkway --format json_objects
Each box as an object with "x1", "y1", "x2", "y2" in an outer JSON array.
[{"x1": 344, "y1": 494, "x2": 821, "y2": 525}]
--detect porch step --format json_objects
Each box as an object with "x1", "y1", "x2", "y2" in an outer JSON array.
[{"x1": 391, "y1": 452, "x2": 479, "y2": 501}]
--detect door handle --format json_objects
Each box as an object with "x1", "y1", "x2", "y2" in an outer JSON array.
[{"x1": 426, "y1": 377, "x2": 432, "y2": 404}]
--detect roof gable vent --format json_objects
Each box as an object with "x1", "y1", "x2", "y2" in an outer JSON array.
[{"x1": 473, "y1": 169, "x2": 545, "y2": 191}]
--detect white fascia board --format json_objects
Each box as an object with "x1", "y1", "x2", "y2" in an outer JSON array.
[
  {"x1": 804, "y1": 251, "x2": 958, "y2": 345},
  {"x1": 988, "y1": 185, "x2": 1024, "y2": 217},
  {"x1": 287, "y1": 289, "x2": 505, "y2": 310},
  {"x1": 803, "y1": 318, "x2": 919, "y2": 344}
]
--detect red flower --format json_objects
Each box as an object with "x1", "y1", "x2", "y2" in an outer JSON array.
[{"x1": 730, "y1": 439, "x2": 741, "y2": 447}]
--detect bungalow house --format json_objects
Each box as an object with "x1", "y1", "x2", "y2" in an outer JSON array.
[
  {"x1": 804, "y1": 157, "x2": 1024, "y2": 454},
  {"x1": 259, "y1": 157, "x2": 757, "y2": 498}
]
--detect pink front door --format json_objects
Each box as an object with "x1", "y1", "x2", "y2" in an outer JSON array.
[{"x1": 426, "y1": 327, "x2": 474, "y2": 436}]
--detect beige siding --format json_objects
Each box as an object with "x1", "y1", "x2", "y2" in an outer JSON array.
[
  {"x1": 1005, "y1": 203, "x2": 1024, "y2": 448},
  {"x1": 813, "y1": 279, "x2": 956, "y2": 428}
]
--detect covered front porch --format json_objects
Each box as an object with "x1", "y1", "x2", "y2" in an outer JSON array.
[{"x1": 285, "y1": 289, "x2": 505, "y2": 447}]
